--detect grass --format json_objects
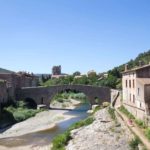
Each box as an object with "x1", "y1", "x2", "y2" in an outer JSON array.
[
  {"x1": 51, "y1": 131, "x2": 71, "y2": 150},
  {"x1": 118, "y1": 105, "x2": 150, "y2": 145},
  {"x1": 145, "y1": 128, "x2": 150, "y2": 140},
  {"x1": 135, "y1": 119, "x2": 147, "y2": 129},
  {"x1": 129, "y1": 136, "x2": 141, "y2": 150},
  {"x1": 108, "y1": 107, "x2": 116, "y2": 120},
  {"x1": 92, "y1": 105, "x2": 102, "y2": 114},
  {"x1": 51, "y1": 116, "x2": 94, "y2": 150},
  {"x1": 119, "y1": 105, "x2": 135, "y2": 120}
]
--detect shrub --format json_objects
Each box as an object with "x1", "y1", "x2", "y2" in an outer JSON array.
[
  {"x1": 92, "y1": 106, "x2": 101, "y2": 114},
  {"x1": 135, "y1": 119, "x2": 147, "y2": 129},
  {"x1": 13, "y1": 109, "x2": 39, "y2": 122},
  {"x1": 129, "y1": 137, "x2": 141, "y2": 150},
  {"x1": 69, "y1": 117, "x2": 94, "y2": 131},
  {"x1": 119, "y1": 105, "x2": 135, "y2": 120},
  {"x1": 5, "y1": 106, "x2": 16, "y2": 113},
  {"x1": 145, "y1": 128, "x2": 150, "y2": 140},
  {"x1": 108, "y1": 107, "x2": 116, "y2": 120},
  {"x1": 57, "y1": 99, "x2": 64, "y2": 103},
  {"x1": 52, "y1": 116, "x2": 94, "y2": 149},
  {"x1": 52, "y1": 131, "x2": 71, "y2": 150}
]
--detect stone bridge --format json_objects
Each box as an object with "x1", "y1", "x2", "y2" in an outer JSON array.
[{"x1": 17, "y1": 85, "x2": 111, "y2": 108}]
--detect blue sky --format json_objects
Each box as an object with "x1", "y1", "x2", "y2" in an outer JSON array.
[{"x1": 0, "y1": 0, "x2": 150, "y2": 74}]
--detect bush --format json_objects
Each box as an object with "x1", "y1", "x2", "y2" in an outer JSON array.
[
  {"x1": 92, "y1": 106, "x2": 101, "y2": 114},
  {"x1": 119, "y1": 105, "x2": 135, "y2": 120},
  {"x1": 108, "y1": 107, "x2": 116, "y2": 120},
  {"x1": 69, "y1": 117, "x2": 94, "y2": 131},
  {"x1": 2, "y1": 101, "x2": 40, "y2": 123},
  {"x1": 0, "y1": 109, "x2": 16, "y2": 128},
  {"x1": 57, "y1": 99, "x2": 64, "y2": 103},
  {"x1": 52, "y1": 131, "x2": 71, "y2": 150},
  {"x1": 135, "y1": 119, "x2": 147, "y2": 129},
  {"x1": 13, "y1": 109, "x2": 39, "y2": 122},
  {"x1": 145, "y1": 128, "x2": 150, "y2": 140},
  {"x1": 129, "y1": 137, "x2": 141, "y2": 150},
  {"x1": 52, "y1": 116, "x2": 94, "y2": 149}
]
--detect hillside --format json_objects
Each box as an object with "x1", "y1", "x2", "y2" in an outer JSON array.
[
  {"x1": 0, "y1": 68, "x2": 14, "y2": 73},
  {"x1": 108, "y1": 49, "x2": 150, "y2": 78}
]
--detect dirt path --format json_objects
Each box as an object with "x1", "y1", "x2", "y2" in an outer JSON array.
[{"x1": 116, "y1": 109, "x2": 150, "y2": 150}]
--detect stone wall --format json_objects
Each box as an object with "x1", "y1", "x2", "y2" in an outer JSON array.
[
  {"x1": 0, "y1": 73, "x2": 39, "y2": 101},
  {"x1": 111, "y1": 89, "x2": 122, "y2": 108},
  {"x1": 17, "y1": 85, "x2": 111, "y2": 108},
  {"x1": 0, "y1": 80, "x2": 8, "y2": 104}
]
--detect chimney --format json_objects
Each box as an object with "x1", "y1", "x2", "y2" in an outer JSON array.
[{"x1": 125, "y1": 64, "x2": 128, "y2": 71}]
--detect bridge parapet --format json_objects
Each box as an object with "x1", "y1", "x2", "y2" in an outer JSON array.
[{"x1": 17, "y1": 85, "x2": 111, "y2": 108}]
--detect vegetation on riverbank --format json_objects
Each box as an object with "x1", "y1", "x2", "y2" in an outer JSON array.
[
  {"x1": 52, "y1": 92, "x2": 87, "y2": 103},
  {"x1": 50, "y1": 91, "x2": 90, "y2": 109},
  {"x1": 119, "y1": 105, "x2": 135, "y2": 120},
  {"x1": 108, "y1": 107, "x2": 116, "y2": 120},
  {"x1": 129, "y1": 136, "x2": 142, "y2": 150},
  {"x1": 51, "y1": 116, "x2": 94, "y2": 150},
  {"x1": 51, "y1": 103, "x2": 111, "y2": 150},
  {"x1": 119, "y1": 105, "x2": 150, "y2": 143},
  {"x1": 0, "y1": 101, "x2": 41, "y2": 128}
]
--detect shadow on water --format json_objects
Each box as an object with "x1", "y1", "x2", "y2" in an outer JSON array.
[{"x1": 0, "y1": 103, "x2": 90, "y2": 148}]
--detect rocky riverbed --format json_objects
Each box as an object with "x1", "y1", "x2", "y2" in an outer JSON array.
[
  {"x1": 66, "y1": 108, "x2": 134, "y2": 150},
  {"x1": 0, "y1": 99, "x2": 84, "y2": 150}
]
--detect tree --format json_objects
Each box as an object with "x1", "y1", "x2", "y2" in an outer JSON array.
[{"x1": 73, "y1": 71, "x2": 81, "y2": 76}]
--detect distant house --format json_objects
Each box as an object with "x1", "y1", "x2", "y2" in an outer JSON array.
[{"x1": 122, "y1": 62, "x2": 150, "y2": 120}]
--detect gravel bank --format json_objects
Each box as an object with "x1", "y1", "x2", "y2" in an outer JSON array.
[
  {"x1": 0, "y1": 99, "x2": 80, "y2": 139},
  {"x1": 66, "y1": 108, "x2": 133, "y2": 150}
]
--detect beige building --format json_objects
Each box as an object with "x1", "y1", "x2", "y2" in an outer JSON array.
[{"x1": 122, "y1": 63, "x2": 150, "y2": 120}]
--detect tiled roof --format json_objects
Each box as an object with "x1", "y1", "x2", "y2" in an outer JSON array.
[
  {"x1": 137, "y1": 78, "x2": 150, "y2": 85},
  {"x1": 122, "y1": 64, "x2": 150, "y2": 74}
]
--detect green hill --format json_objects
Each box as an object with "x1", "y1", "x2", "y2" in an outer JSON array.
[
  {"x1": 108, "y1": 49, "x2": 150, "y2": 78},
  {"x1": 102, "y1": 49, "x2": 150, "y2": 89},
  {"x1": 0, "y1": 68, "x2": 14, "y2": 73}
]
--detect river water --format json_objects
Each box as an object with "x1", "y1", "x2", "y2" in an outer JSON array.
[{"x1": 0, "y1": 104, "x2": 90, "y2": 149}]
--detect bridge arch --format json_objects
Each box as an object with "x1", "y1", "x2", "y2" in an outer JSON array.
[{"x1": 17, "y1": 85, "x2": 111, "y2": 108}]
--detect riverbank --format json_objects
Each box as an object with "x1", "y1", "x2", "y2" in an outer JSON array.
[
  {"x1": 0, "y1": 110, "x2": 73, "y2": 150},
  {"x1": 0, "y1": 99, "x2": 85, "y2": 150},
  {"x1": 65, "y1": 107, "x2": 134, "y2": 150},
  {"x1": 50, "y1": 98, "x2": 81, "y2": 109}
]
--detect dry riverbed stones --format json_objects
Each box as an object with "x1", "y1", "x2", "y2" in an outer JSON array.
[{"x1": 66, "y1": 108, "x2": 133, "y2": 150}]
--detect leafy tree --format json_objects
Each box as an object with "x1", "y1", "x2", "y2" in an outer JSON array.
[{"x1": 73, "y1": 71, "x2": 81, "y2": 76}]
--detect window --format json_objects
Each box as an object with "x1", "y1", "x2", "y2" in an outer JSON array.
[
  {"x1": 129, "y1": 80, "x2": 131, "y2": 88},
  {"x1": 130, "y1": 94, "x2": 131, "y2": 101},
  {"x1": 126, "y1": 80, "x2": 128, "y2": 87},
  {"x1": 138, "y1": 88, "x2": 140, "y2": 95},
  {"x1": 140, "y1": 103, "x2": 142, "y2": 108},
  {"x1": 133, "y1": 95, "x2": 135, "y2": 103},
  {"x1": 133, "y1": 80, "x2": 135, "y2": 88}
]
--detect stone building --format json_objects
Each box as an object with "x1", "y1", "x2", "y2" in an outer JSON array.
[
  {"x1": 0, "y1": 80, "x2": 8, "y2": 104},
  {"x1": 0, "y1": 72, "x2": 39, "y2": 103},
  {"x1": 52, "y1": 65, "x2": 61, "y2": 75},
  {"x1": 122, "y1": 63, "x2": 150, "y2": 121}
]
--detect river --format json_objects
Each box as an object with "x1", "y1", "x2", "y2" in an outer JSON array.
[{"x1": 0, "y1": 103, "x2": 90, "y2": 150}]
